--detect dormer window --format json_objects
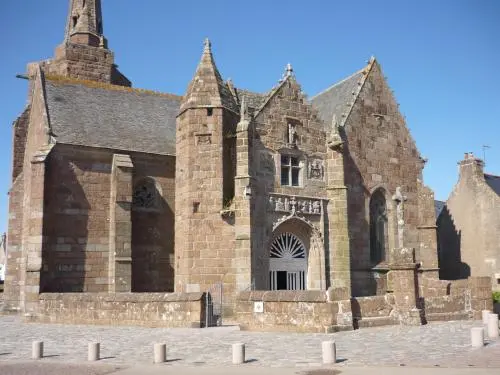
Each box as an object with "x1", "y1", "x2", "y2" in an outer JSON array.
[{"x1": 281, "y1": 155, "x2": 301, "y2": 187}]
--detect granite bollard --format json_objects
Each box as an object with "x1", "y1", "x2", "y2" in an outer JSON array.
[
  {"x1": 232, "y1": 343, "x2": 245, "y2": 365},
  {"x1": 153, "y1": 343, "x2": 167, "y2": 363},
  {"x1": 482, "y1": 310, "x2": 491, "y2": 324},
  {"x1": 470, "y1": 327, "x2": 484, "y2": 347},
  {"x1": 322, "y1": 341, "x2": 336, "y2": 364},
  {"x1": 32, "y1": 341, "x2": 43, "y2": 360},
  {"x1": 487, "y1": 313, "x2": 499, "y2": 339},
  {"x1": 88, "y1": 342, "x2": 100, "y2": 361}
]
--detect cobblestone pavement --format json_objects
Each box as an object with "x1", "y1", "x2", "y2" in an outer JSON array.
[{"x1": 0, "y1": 316, "x2": 498, "y2": 368}]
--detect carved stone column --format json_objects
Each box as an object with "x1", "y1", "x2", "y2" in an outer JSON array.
[{"x1": 108, "y1": 154, "x2": 133, "y2": 292}]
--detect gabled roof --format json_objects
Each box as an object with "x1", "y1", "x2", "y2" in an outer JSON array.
[
  {"x1": 485, "y1": 174, "x2": 500, "y2": 196},
  {"x1": 310, "y1": 58, "x2": 374, "y2": 128},
  {"x1": 45, "y1": 78, "x2": 180, "y2": 155}
]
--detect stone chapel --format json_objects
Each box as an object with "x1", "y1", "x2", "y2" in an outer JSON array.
[{"x1": 5, "y1": 0, "x2": 490, "y2": 330}]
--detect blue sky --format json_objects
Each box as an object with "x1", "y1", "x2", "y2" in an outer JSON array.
[{"x1": 0, "y1": 0, "x2": 498, "y2": 234}]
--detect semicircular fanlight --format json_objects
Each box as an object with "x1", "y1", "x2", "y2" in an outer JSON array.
[{"x1": 270, "y1": 232, "x2": 306, "y2": 259}]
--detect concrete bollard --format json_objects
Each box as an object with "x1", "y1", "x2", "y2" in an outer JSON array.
[
  {"x1": 322, "y1": 340, "x2": 337, "y2": 364},
  {"x1": 232, "y1": 343, "x2": 245, "y2": 365},
  {"x1": 153, "y1": 343, "x2": 167, "y2": 364},
  {"x1": 487, "y1": 313, "x2": 499, "y2": 339},
  {"x1": 482, "y1": 310, "x2": 491, "y2": 324},
  {"x1": 471, "y1": 327, "x2": 484, "y2": 347},
  {"x1": 32, "y1": 341, "x2": 43, "y2": 360},
  {"x1": 88, "y1": 342, "x2": 100, "y2": 361}
]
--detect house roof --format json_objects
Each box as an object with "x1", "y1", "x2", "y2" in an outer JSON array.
[
  {"x1": 45, "y1": 79, "x2": 181, "y2": 155},
  {"x1": 309, "y1": 60, "x2": 373, "y2": 127},
  {"x1": 485, "y1": 174, "x2": 500, "y2": 196}
]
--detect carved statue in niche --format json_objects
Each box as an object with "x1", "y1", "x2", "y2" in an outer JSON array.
[
  {"x1": 313, "y1": 201, "x2": 321, "y2": 214},
  {"x1": 284, "y1": 197, "x2": 290, "y2": 211},
  {"x1": 287, "y1": 123, "x2": 297, "y2": 146},
  {"x1": 392, "y1": 186, "x2": 407, "y2": 249},
  {"x1": 289, "y1": 196, "x2": 297, "y2": 213},
  {"x1": 275, "y1": 198, "x2": 284, "y2": 211},
  {"x1": 309, "y1": 159, "x2": 324, "y2": 180}
]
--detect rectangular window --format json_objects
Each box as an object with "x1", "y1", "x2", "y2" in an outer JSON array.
[{"x1": 280, "y1": 155, "x2": 301, "y2": 187}]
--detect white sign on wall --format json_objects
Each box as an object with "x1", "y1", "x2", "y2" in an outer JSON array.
[{"x1": 253, "y1": 301, "x2": 264, "y2": 313}]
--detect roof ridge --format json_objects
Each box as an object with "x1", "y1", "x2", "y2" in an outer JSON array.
[
  {"x1": 310, "y1": 63, "x2": 369, "y2": 101},
  {"x1": 485, "y1": 173, "x2": 500, "y2": 178},
  {"x1": 45, "y1": 74, "x2": 182, "y2": 100}
]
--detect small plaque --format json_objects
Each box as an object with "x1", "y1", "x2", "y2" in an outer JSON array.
[{"x1": 253, "y1": 301, "x2": 264, "y2": 313}]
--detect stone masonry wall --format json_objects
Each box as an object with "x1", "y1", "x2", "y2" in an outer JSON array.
[
  {"x1": 27, "y1": 292, "x2": 205, "y2": 328},
  {"x1": 236, "y1": 291, "x2": 345, "y2": 333},
  {"x1": 175, "y1": 107, "x2": 238, "y2": 305},
  {"x1": 131, "y1": 155, "x2": 175, "y2": 292},
  {"x1": 40, "y1": 144, "x2": 175, "y2": 293},
  {"x1": 343, "y1": 62, "x2": 425, "y2": 296},
  {"x1": 39, "y1": 43, "x2": 130, "y2": 86}
]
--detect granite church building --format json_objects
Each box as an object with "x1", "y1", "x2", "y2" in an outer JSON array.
[{"x1": 2, "y1": 0, "x2": 491, "y2": 330}]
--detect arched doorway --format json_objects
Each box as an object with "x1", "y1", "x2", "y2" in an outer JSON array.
[{"x1": 269, "y1": 232, "x2": 307, "y2": 290}]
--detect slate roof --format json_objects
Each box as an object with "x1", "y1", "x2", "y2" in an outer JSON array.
[
  {"x1": 234, "y1": 88, "x2": 266, "y2": 111},
  {"x1": 310, "y1": 70, "x2": 365, "y2": 127},
  {"x1": 485, "y1": 174, "x2": 500, "y2": 196},
  {"x1": 434, "y1": 200, "x2": 445, "y2": 219},
  {"x1": 45, "y1": 80, "x2": 180, "y2": 155}
]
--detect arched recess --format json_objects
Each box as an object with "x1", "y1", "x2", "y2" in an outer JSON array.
[
  {"x1": 369, "y1": 188, "x2": 389, "y2": 264},
  {"x1": 268, "y1": 217, "x2": 326, "y2": 290}
]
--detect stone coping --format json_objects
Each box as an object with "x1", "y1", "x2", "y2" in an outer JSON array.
[
  {"x1": 237, "y1": 290, "x2": 326, "y2": 302},
  {"x1": 39, "y1": 292, "x2": 205, "y2": 303}
]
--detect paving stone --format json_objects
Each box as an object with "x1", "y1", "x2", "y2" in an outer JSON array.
[{"x1": 0, "y1": 316, "x2": 499, "y2": 368}]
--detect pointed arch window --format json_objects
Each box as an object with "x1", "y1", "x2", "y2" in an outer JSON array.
[{"x1": 370, "y1": 189, "x2": 388, "y2": 264}]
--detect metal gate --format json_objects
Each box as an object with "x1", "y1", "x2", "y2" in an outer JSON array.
[{"x1": 205, "y1": 282, "x2": 223, "y2": 327}]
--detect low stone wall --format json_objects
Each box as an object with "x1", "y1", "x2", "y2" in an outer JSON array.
[
  {"x1": 236, "y1": 290, "x2": 352, "y2": 333},
  {"x1": 25, "y1": 292, "x2": 206, "y2": 327},
  {"x1": 423, "y1": 277, "x2": 492, "y2": 321},
  {"x1": 351, "y1": 295, "x2": 396, "y2": 328}
]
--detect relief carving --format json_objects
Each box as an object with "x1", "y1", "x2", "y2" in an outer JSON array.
[
  {"x1": 268, "y1": 193, "x2": 321, "y2": 215},
  {"x1": 196, "y1": 134, "x2": 212, "y2": 145},
  {"x1": 309, "y1": 159, "x2": 324, "y2": 180}
]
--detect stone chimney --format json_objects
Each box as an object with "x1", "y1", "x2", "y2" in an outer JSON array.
[{"x1": 458, "y1": 152, "x2": 484, "y2": 180}]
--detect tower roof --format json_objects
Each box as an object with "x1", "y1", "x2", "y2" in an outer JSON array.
[
  {"x1": 180, "y1": 39, "x2": 238, "y2": 114},
  {"x1": 65, "y1": 0, "x2": 106, "y2": 47}
]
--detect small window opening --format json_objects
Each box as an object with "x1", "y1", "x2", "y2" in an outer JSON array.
[
  {"x1": 193, "y1": 202, "x2": 200, "y2": 213},
  {"x1": 207, "y1": 108, "x2": 213, "y2": 117},
  {"x1": 72, "y1": 16, "x2": 78, "y2": 28},
  {"x1": 281, "y1": 155, "x2": 301, "y2": 187}
]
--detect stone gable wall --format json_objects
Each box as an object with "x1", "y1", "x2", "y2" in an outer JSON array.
[
  {"x1": 250, "y1": 77, "x2": 330, "y2": 290},
  {"x1": 438, "y1": 157, "x2": 500, "y2": 289},
  {"x1": 343, "y1": 63, "x2": 425, "y2": 296}
]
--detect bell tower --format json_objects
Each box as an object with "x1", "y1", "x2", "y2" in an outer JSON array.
[
  {"x1": 65, "y1": 0, "x2": 106, "y2": 48},
  {"x1": 35, "y1": 0, "x2": 130, "y2": 86}
]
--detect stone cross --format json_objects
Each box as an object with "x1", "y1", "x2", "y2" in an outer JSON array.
[{"x1": 392, "y1": 186, "x2": 407, "y2": 249}]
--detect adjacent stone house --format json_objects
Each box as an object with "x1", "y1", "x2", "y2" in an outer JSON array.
[
  {"x1": 5, "y1": 0, "x2": 484, "y2": 330},
  {"x1": 437, "y1": 153, "x2": 500, "y2": 290}
]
